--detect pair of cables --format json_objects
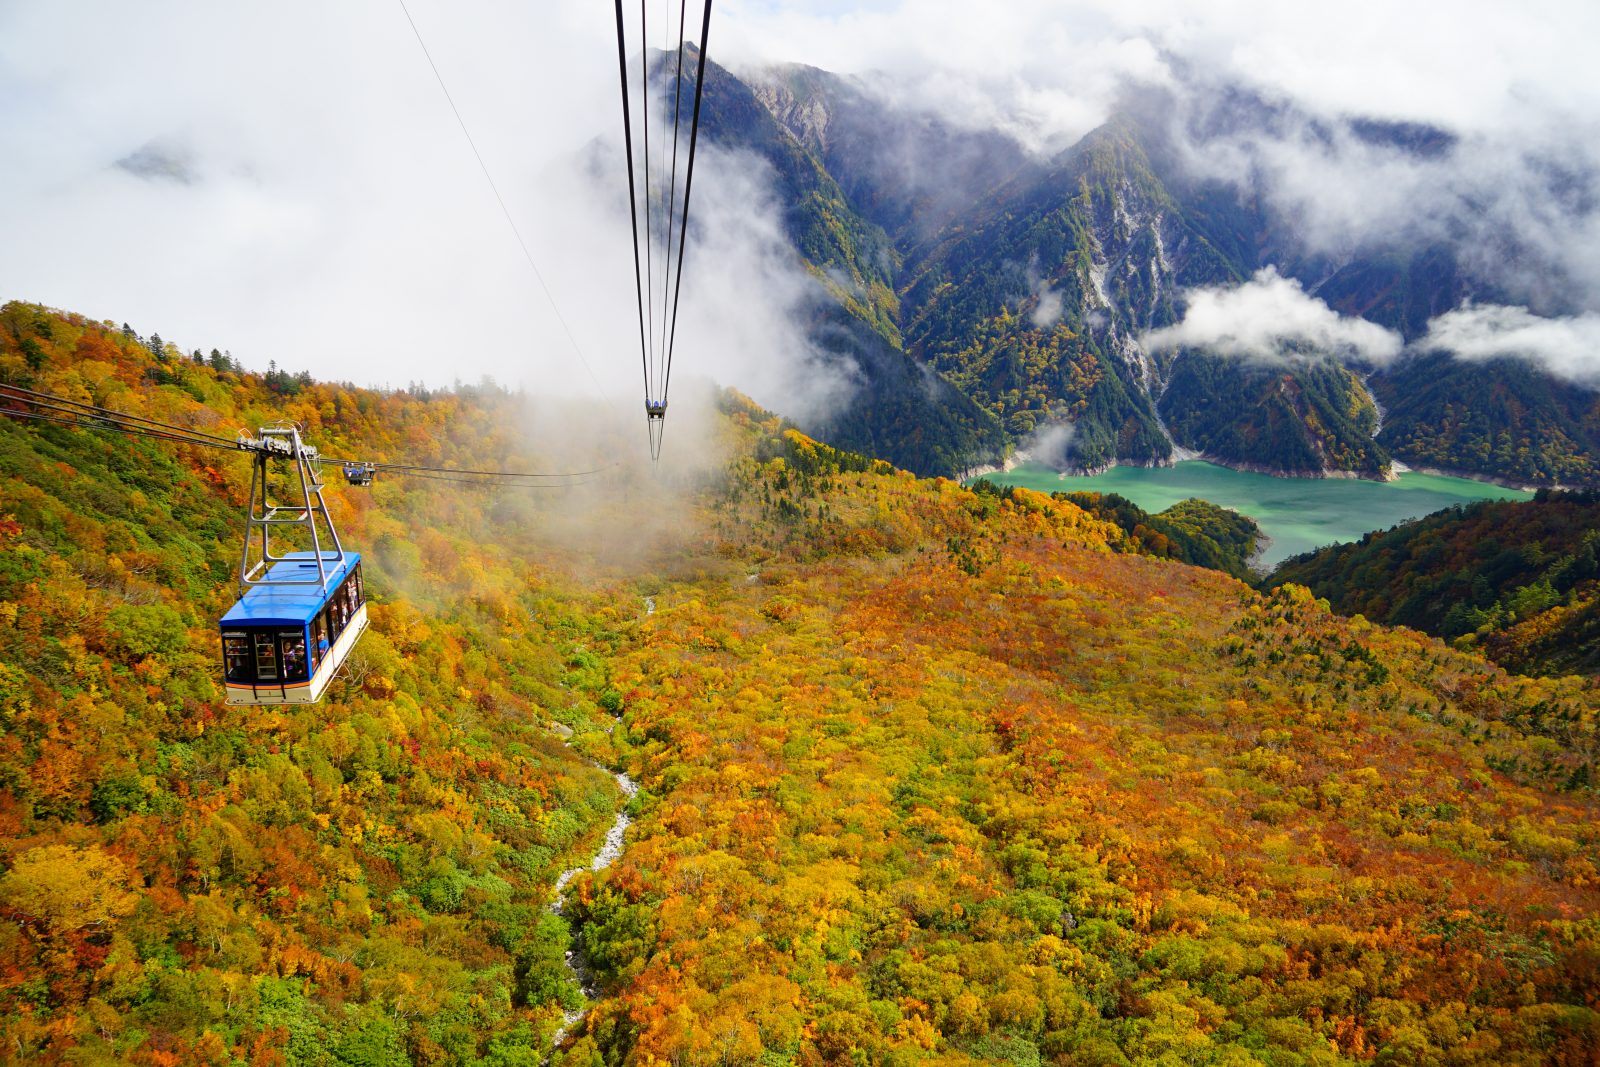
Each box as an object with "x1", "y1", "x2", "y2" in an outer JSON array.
[
  {"x1": 614, "y1": 0, "x2": 714, "y2": 460},
  {"x1": 0, "y1": 383, "x2": 605, "y2": 489},
  {"x1": 397, "y1": 0, "x2": 714, "y2": 464}
]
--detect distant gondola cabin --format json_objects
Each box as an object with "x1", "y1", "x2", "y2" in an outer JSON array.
[{"x1": 220, "y1": 552, "x2": 368, "y2": 705}]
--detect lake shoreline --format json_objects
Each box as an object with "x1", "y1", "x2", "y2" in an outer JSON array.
[
  {"x1": 976, "y1": 459, "x2": 1531, "y2": 568},
  {"x1": 971, "y1": 454, "x2": 1546, "y2": 493}
]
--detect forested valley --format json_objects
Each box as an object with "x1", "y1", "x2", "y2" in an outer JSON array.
[{"x1": 2, "y1": 303, "x2": 1599, "y2": 1065}]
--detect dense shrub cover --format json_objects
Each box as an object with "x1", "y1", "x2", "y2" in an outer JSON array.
[
  {"x1": 3, "y1": 302, "x2": 1598, "y2": 1066},
  {"x1": 1270, "y1": 491, "x2": 1600, "y2": 677}
]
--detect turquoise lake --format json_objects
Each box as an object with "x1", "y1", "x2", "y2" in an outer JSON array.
[{"x1": 976, "y1": 461, "x2": 1533, "y2": 569}]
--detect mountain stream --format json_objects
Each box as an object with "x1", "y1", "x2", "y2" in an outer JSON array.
[
  {"x1": 547, "y1": 600, "x2": 651, "y2": 1054},
  {"x1": 548, "y1": 759, "x2": 636, "y2": 1052}
]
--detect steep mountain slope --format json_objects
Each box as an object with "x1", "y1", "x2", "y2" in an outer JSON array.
[
  {"x1": 5, "y1": 303, "x2": 1600, "y2": 1065},
  {"x1": 898, "y1": 118, "x2": 1243, "y2": 469},
  {"x1": 684, "y1": 52, "x2": 1006, "y2": 477},
  {"x1": 744, "y1": 63, "x2": 1029, "y2": 249},
  {"x1": 1159, "y1": 351, "x2": 1388, "y2": 477},
  {"x1": 709, "y1": 66, "x2": 1600, "y2": 486},
  {"x1": 1371, "y1": 353, "x2": 1600, "y2": 486},
  {"x1": 1268, "y1": 490, "x2": 1600, "y2": 676}
]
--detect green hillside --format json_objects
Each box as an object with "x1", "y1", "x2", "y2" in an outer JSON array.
[
  {"x1": 1372, "y1": 353, "x2": 1600, "y2": 487},
  {"x1": 1268, "y1": 490, "x2": 1600, "y2": 676},
  {"x1": 972, "y1": 478, "x2": 1264, "y2": 580},
  {"x1": 1160, "y1": 352, "x2": 1389, "y2": 477}
]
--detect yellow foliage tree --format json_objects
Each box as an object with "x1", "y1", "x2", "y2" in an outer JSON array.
[{"x1": 0, "y1": 843, "x2": 138, "y2": 930}]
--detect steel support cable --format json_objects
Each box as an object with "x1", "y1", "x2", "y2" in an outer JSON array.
[
  {"x1": 0, "y1": 383, "x2": 242, "y2": 447},
  {"x1": 2, "y1": 385, "x2": 612, "y2": 482},
  {"x1": 379, "y1": 468, "x2": 594, "y2": 489},
  {"x1": 657, "y1": 0, "x2": 689, "y2": 373},
  {"x1": 614, "y1": 0, "x2": 652, "y2": 403},
  {"x1": 0, "y1": 408, "x2": 244, "y2": 453},
  {"x1": 0, "y1": 399, "x2": 240, "y2": 454},
  {"x1": 394, "y1": 0, "x2": 615, "y2": 411},
  {"x1": 325, "y1": 456, "x2": 615, "y2": 479},
  {"x1": 662, "y1": 0, "x2": 713, "y2": 404},
  {"x1": 1, "y1": 408, "x2": 601, "y2": 489},
  {"x1": 647, "y1": 410, "x2": 664, "y2": 459},
  {"x1": 640, "y1": 0, "x2": 658, "y2": 400}
]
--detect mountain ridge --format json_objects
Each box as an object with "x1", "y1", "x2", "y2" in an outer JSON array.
[{"x1": 699, "y1": 64, "x2": 1600, "y2": 486}]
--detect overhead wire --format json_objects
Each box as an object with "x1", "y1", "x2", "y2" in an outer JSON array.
[
  {"x1": 373, "y1": 468, "x2": 599, "y2": 490},
  {"x1": 0, "y1": 385, "x2": 608, "y2": 489},
  {"x1": 640, "y1": 0, "x2": 657, "y2": 408},
  {"x1": 0, "y1": 382, "x2": 243, "y2": 448},
  {"x1": 0, "y1": 408, "x2": 239, "y2": 454},
  {"x1": 393, "y1": 0, "x2": 617, "y2": 414},
  {"x1": 658, "y1": 0, "x2": 688, "y2": 375},
  {"x1": 614, "y1": 0, "x2": 713, "y2": 462},
  {"x1": 324, "y1": 456, "x2": 613, "y2": 480},
  {"x1": 614, "y1": 0, "x2": 652, "y2": 410},
  {"x1": 662, "y1": 0, "x2": 713, "y2": 406}
]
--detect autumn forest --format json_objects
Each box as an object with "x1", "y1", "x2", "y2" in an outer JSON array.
[{"x1": 1, "y1": 302, "x2": 1599, "y2": 1065}]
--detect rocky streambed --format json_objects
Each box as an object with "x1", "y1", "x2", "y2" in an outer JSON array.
[{"x1": 548, "y1": 758, "x2": 637, "y2": 1051}]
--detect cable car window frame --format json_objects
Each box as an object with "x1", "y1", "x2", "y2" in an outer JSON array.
[
  {"x1": 280, "y1": 632, "x2": 309, "y2": 682},
  {"x1": 223, "y1": 633, "x2": 252, "y2": 682},
  {"x1": 253, "y1": 632, "x2": 279, "y2": 680},
  {"x1": 310, "y1": 614, "x2": 327, "y2": 669}
]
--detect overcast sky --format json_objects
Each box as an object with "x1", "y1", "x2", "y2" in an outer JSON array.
[{"x1": 2, "y1": 0, "x2": 1596, "y2": 402}]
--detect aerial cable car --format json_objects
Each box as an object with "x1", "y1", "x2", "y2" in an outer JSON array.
[
  {"x1": 343, "y1": 460, "x2": 375, "y2": 487},
  {"x1": 219, "y1": 425, "x2": 369, "y2": 705}
]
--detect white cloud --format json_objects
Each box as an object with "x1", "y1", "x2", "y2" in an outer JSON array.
[
  {"x1": 1031, "y1": 285, "x2": 1064, "y2": 330},
  {"x1": 717, "y1": 0, "x2": 1600, "y2": 148},
  {"x1": 1142, "y1": 268, "x2": 1403, "y2": 364},
  {"x1": 717, "y1": 1, "x2": 1600, "y2": 312},
  {"x1": 0, "y1": 1, "x2": 629, "y2": 392},
  {"x1": 1421, "y1": 304, "x2": 1600, "y2": 386},
  {"x1": 1018, "y1": 421, "x2": 1076, "y2": 468}
]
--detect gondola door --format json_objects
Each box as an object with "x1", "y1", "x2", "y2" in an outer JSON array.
[
  {"x1": 279, "y1": 630, "x2": 309, "y2": 695},
  {"x1": 252, "y1": 631, "x2": 283, "y2": 700}
]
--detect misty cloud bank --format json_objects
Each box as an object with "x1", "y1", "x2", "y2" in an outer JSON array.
[
  {"x1": 529, "y1": 139, "x2": 859, "y2": 427},
  {"x1": 1166, "y1": 98, "x2": 1600, "y2": 317},
  {"x1": 1145, "y1": 271, "x2": 1600, "y2": 387},
  {"x1": 1421, "y1": 304, "x2": 1600, "y2": 386},
  {"x1": 1017, "y1": 421, "x2": 1076, "y2": 469},
  {"x1": 1142, "y1": 268, "x2": 1403, "y2": 365},
  {"x1": 727, "y1": 2, "x2": 1600, "y2": 325}
]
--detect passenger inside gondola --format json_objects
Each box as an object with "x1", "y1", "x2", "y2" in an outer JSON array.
[
  {"x1": 281, "y1": 634, "x2": 307, "y2": 681},
  {"x1": 224, "y1": 634, "x2": 251, "y2": 682}
]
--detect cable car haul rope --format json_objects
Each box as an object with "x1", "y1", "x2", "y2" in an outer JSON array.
[{"x1": 614, "y1": 0, "x2": 714, "y2": 460}]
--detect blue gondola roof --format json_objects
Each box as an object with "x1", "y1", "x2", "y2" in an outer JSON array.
[{"x1": 220, "y1": 552, "x2": 360, "y2": 627}]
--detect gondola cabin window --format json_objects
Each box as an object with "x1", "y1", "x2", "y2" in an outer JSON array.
[
  {"x1": 310, "y1": 614, "x2": 328, "y2": 667},
  {"x1": 281, "y1": 633, "x2": 308, "y2": 680},
  {"x1": 223, "y1": 634, "x2": 251, "y2": 682}
]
